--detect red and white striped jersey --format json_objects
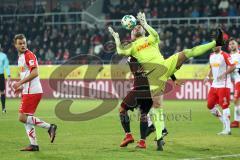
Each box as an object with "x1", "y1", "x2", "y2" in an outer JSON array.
[
  {"x1": 209, "y1": 51, "x2": 234, "y2": 88},
  {"x1": 18, "y1": 50, "x2": 43, "y2": 94},
  {"x1": 230, "y1": 51, "x2": 240, "y2": 83}
]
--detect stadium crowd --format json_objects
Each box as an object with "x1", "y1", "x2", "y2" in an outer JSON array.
[
  {"x1": 1, "y1": 0, "x2": 240, "y2": 64},
  {"x1": 103, "y1": 0, "x2": 240, "y2": 19},
  {"x1": 2, "y1": 17, "x2": 240, "y2": 65},
  {"x1": 0, "y1": 0, "x2": 95, "y2": 15}
]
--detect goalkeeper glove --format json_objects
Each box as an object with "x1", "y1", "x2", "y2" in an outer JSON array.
[
  {"x1": 108, "y1": 26, "x2": 120, "y2": 45},
  {"x1": 137, "y1": 12, "x2": 148, "y2": 28}
]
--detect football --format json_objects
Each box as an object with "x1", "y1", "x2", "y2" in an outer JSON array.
[{"x1": 121, "y1": 15, "x2": 137, "y2": 30}]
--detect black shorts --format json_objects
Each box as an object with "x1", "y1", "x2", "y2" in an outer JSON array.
[
  {"x1": 121, "y1": 76, "x2": 152, "y2": 113},
  {"x1": 0, "y1": 74, "x2": 5, "y2": 91}
]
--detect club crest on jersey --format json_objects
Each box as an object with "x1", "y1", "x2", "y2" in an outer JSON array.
[
  {"x1": 29, "y1": 60, "x2": 34, "y2": 66},
  {"x1": 228, "y1": 57, "x2": 234, "y2": 64}
]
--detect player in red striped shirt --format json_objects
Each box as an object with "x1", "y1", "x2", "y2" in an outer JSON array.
[
  {"x1": 228, "y1": 39, "x2": 240, "y2": 128},
  {"x1": 12, "y1": 34, "x2": 57, "y2": 151},
  {"x1": 204, "y1": 46, "x2": 235, "y2": 135}
]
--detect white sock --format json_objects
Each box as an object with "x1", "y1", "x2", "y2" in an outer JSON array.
[
  {"x1": 147, "y1": 114, "x2": 153, "y2": 127},
  {"x1": 147, "y1": 112, "x2": 165, "y2": 128},
  {"x1": 234, "y1": 105, "x2": 240, "y2": 121},
  {"x1": 210, "y1": 107, "x2": 223, "y2": 123},
  {"x1": 27, "y1": 116, "x2": 51, "y2": 129},
  {"x1": 223, "y1": 108, "x2": 231, "y2": 132},
  {"x1": 24, "y1": 123, "x2": 38, "y2": 145}
]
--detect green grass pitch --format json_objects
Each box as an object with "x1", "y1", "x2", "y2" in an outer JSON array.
[{"x1": 0, "y1": 99, "x2": 240, "y2": 160}]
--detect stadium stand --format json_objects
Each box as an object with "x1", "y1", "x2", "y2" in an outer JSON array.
[
  {"x1": 1, "y1": 0, "x2": 240, "y2": 64},
  {"x1": 103, "y1": 0, "x2": 240, "y2": 19}
]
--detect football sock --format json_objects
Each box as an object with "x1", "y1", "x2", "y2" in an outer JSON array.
[
  {"x1": 148, "y1": 112, "x2": 166, "y2": 132},
  {"x1": 24, "y1": 123, "x2": 38, "y2": 145},
  {"x1": 119, "y1": 111, "x2": 131, "y2": 133},
  {"x1": 210, "y1": 106, "x2": 223, "y2": 123},
  {"x1": 26, "y1": 116, "x2": 51, "y2": 129},
  {"x1": 140, "y1": 113, "x2": 148, "y2": 140},
  {"x1": 184, "y1": 41, "x2": 216, "y2": 58},
  {"x1": 234, "y1": 105, "x2": 240, "y2": 121},
  {"x1": 1, "y1": 94, "x2": 5, "y2": 110},
  {"x1": 223, "y1": 108, "x2": 231, "y2": 132},
  {"x1": 151, "y1": 108, "x2": 164, "y2": 140},
  {"x1": 147, "y1": 113, "x2": 153, "y2": 127}
]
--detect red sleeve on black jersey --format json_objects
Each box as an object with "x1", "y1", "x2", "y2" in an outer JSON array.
[{"x1": 128, "y1": 56, "x2": 143, "y2": 76}]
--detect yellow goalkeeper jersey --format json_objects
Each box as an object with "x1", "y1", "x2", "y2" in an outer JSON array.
[{"x1": 116, "y1": 25, "x2": 164, "y2": 65}]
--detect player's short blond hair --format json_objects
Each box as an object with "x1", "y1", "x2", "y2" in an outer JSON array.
[{"x1": 14, "y1": 34, "x2": 26, "y2": 44}]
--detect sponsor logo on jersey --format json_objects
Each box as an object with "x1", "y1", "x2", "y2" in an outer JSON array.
[
  {"x1": 228, "y1": 57, "x2": 234, "y2": 64},
  {"x1": 211, "y1": 63, "x2": 220, "y2": 67},
  {"x1": 137, "y1": 42, "x2": 150, "y2": 52},
  {"x1": 19, "y1": 66, "x2": 25, "y2": 72}
]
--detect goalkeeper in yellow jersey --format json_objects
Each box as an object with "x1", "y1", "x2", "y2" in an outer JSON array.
[{"x1": 108, "y1": 12, "x2": 228, "y2": 151}]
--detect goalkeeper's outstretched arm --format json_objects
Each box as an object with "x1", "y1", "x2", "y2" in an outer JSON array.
[
  {"x1": 137, "y1": 12, "x2": 160, "y2": 43},
  {"x1": 108, "y1": 26, "x2": 132, "y2": 56}
]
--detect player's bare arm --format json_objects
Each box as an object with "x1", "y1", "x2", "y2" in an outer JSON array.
[
  {"x1": 170, "y1": 74, "x2": 184, "y2": 86},
  {"x1": 174, "y1": 79, "x2": 185, "y2": 86},
  {"x1": 204, "y1": 66, "x2": 213, "y2": 84},
  {"x1": 217, "y1": 64, "x2": 236, "y2": 80}
]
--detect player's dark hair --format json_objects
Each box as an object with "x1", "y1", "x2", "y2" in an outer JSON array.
[
  {"x1": 132, "y1": 25, "x2": 146, "y2": 39},
  {"x1": 229, "y1": 37, "x2": 234, "y2": 41},
  {"x1": 14, "y1": 34, "x2": 26, "y2": 44}
]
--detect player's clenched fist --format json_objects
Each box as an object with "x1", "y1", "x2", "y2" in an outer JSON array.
[
  {"x1": 14, "y1": 87, "x2": 23, "y2": 96},
  {"x1": 12, "y1": 82, "x2": 23, "y2": 95},
  {"x1": 12, "y1": 81, "x2": 21, "y2": 90}
]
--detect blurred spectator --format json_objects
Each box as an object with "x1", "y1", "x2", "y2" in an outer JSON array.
[
  {"x1": 218, "y1": 0, "x2": 229, "y2": 10},
  {"x1": 45, "y1": 49, "x2": 55, "y2": 63},
  {"x1": 152, "y1": 7, "x2": 158, "y2": 18},
  {"x1": 80, "y1": 39, "x2": 89, "y2": 54},
  {"x1": 228, "y1": 4, "x2": 238, "y2": 16},
  {"x1": 63, "y1": 49, "x2": 70, "y2": 62},
  {"x1": 103, "y1": 0, "x2": 239, "y2": 19},
  {"x1": 2, "y1": 0, "x2": 240, "y2": 65},
  {"x1": 220, "y1": 8, "x2": 228, "y2": 16},
  {"x1": 37, "y1": 48, "x2": 45, "y2": 63},
  {"x1": 55, "y1": 49, "x2": 63, "y2": 62},
  {"x1": 202, "y1": 6, "x2": 212, "y2": 17},
  {"x1": 191, "y1": 7, "x2": 200, "y2": 17}
]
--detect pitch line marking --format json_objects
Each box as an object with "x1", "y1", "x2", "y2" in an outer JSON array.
[{"x1": 180, "y1": 153, "x2": 240, "y2": 160}]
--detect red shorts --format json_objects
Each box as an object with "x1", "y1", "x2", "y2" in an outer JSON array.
[
  {"x1": 234, "y1": 82, "x2": 240, "y2": 99},
  {"x1": 207, "y1": 87, "x2": 230, "y2": 109},
  {"x1": 19, "y1": 93, "x2": 42, "y2": 115}
]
